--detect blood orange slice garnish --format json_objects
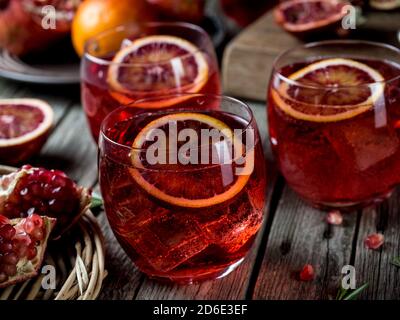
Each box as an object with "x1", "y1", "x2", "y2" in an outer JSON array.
[
  {"x1": 107, "y1": 35, "x2": 209, "y2": 107},
  {"x1": 272, "y1": 58, "x2": 385, "y2": 122},
  {"x1": 129, "y1": 112, "x2": 252, "y2": 208},
  {"x1": 0, "y1": 99, "x2": 54, "y2": 164}
]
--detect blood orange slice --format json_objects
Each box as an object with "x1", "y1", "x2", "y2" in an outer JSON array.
[
  {"x1": 272, "y1": 58, "x2": 385, "y2": 122},
  {"x1": 107, "y1": 35, "x2": 209, "y2": 107},
  {"x1": 129, "y1": 112, "x2": 252, "y2": 208},
  {"x1": 0, "y1": 99, "x2": 54, "y2": 164},
  {"x1": 274, "y1": 0, "x2": 350, "y2": 36}
]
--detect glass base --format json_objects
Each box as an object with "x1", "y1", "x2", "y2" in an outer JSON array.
[
  {"x1": 307, "y1": 190, "x2": 394, "y2": 212},
  {"x1": 146, "y1": 258, "x2": 245, "y2": 285}
]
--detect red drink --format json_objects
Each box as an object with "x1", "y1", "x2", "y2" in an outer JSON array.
[
  {"x1": 99, "y1": 94, "x2": 266, "y2": 283},
  {"x1": 268, "y1": 41, "x2": 400, "y2": 210},
  {"x1": 81, "y1": 22, "x2": 221, "y2": 142}
]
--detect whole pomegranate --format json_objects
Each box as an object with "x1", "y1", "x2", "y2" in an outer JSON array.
[
  {"x1": 0, "y1": 165, "x2": 91, "y2": 238},
  {"x1": 0, "y1": 0, "x2": 82, "y2": 56}
]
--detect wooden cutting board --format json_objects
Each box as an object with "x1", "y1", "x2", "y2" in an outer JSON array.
[{"x1": 222, "y1": 10, "x2": 400, "y2": 101}]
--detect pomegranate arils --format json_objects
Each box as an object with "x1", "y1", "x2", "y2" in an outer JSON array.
[
  {"x1": 26, "y1": 245, "x2": 37, "y2": 260},
  {"x1": 326, "y1": 210, "x2": 343, "y2": 225},
  {"x1": 2, "y1": 264, "x2": 17, "y2": 276},
  {"x1": 365, "y1": 233, "x2": 384, "y2": 250},
  {"x1": 0, "y1": 224, "x2": 16, "y2": 239},
  {"x1": 0, "y1": 215, "x2": 55, "y2": 287},
  {"x1": 299, "y1": 264, "x2": 315, "y2": 281}
]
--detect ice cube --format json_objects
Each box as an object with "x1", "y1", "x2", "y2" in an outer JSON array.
[
  {"x1": 125, "y1": 213, "x2": 209, "y2": 272},
  {"x1": 107, "y1": 174, "x2": 160, "y2": 230},
  {"x1": 325, "y1": 117, "x2": 399, "y2": 171},
  {"x1": 200, "y1": 191, "x2": 263, "y2": 253}
]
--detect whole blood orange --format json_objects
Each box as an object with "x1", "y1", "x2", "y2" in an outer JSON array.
[{"x1": 72, "y1": 0, "x2": 156, "y2": 56}]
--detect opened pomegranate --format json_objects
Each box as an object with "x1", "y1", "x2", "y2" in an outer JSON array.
[
  {"x1": 0, "y1": 165, "x2": 91, "y2": 238},
  {"x1": 0, "y1": 214, "x2": 56, "y2": 288},
  {"x1": 0, "y1": 0, "x2": 82, "y2": 56}
]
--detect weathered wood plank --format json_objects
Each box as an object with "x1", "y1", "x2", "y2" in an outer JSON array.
[
  {"x1": 354, "y1": 189, "x2": 400, "y2": 300},
  {"x1": 0, "y1": 79, "x2": 20, "y2": 98},
  {"x1": 31, "y1": 102, "x2": 98, "y2": 187},
  {"x1": 252, "y1": 186, "x2": 358, "y2": 300},
  {"x1": 1, "y1": 83, "x2": 77, "y2": 124},
  {"x1": 97, "y1": 211, "x2": 144, "y2": 300}
]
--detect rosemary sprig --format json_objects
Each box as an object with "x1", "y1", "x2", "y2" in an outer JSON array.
[
  {"x1": 336, "y1": 283, "x2": 369, "y2": 300},
  {"x1": 90, "y1": 194, "x2": 103, "y2": 210},
  {"x1": 391, "y1": 257, "x2": 400, "y2": 268}
]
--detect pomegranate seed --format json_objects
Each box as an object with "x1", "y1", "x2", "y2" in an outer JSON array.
[
  {"x1": 3, "y1": 264, "x2": 17, "y2": 277},
  {"x1": 26, "y1": 245, "x2": 37, "y2": 260},
  {"x1": 31, "y1": 227, "x2": 44, "y2": 241},
  {"x1": 326, "y1": 211, "x2": 343, "y2": 225},
  {"x1": 24, "y1": 214, "x2": 43, "y2": 234},
  {"x1": 365, "y1": 233, "x2": 384, "y2": 250},
  {"x1": 0, "y1": 224, "x2": 16, "y2": 240},
  {"x1": 0, "y1": 242, "x2": 13, "y2": 253},
  {"x1": 13, "y1": 233, "x2": 31, "y2": 246},
  {"x1": 0, "y1": 215, "x2": 9, "y2": 226},
  {"x1": 3, "y1": 253, "x2": 18, "y2": 265},
  {"x1": 299, "y1": 264, "x2": 315, "y2": 281},
  {"x1": 23, "y1": 220, "x2": 35, "y2": 234},
  {"x1": 13, "y1": 242, "x2": 28, "y2": 258},
  {"x1": 0, "y1": 273, "x2": 7, "y2": 283}
]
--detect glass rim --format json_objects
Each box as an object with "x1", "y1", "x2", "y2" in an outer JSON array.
[
  {"x1": 272, "y1": 40, "x2": 400, "y2": 89},
  {"x1": 84, "y1": 21, "x2": 210, "y2": 68},
  {"x1": 100, "y1": 93, "x2": 256, "y2": 153}
]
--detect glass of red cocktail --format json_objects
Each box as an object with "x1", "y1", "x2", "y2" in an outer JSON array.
[
  {"x1": 99, "y1": 93, "x2": 266, "y2": 283},
  {"x1": 268, "y1": 40, "x2": 400, "y2": 210},
  {"x1": 82, "y1": 22, "x2": 221, "y2": 141}
]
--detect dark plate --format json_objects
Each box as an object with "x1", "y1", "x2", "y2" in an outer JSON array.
[{"x1": 0, "y1": 37, "x2": 80, "y2": 84}]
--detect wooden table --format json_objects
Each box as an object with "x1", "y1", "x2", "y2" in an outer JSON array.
[{"x1": 1, "y1": 76, "x2": 399, "y2": 300}]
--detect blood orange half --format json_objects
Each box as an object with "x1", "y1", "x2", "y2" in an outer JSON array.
[
  {"x1": 0, "y1": 99, "x2": 54, "y2": 164},
  {"x1": 274, "y1": 0, "x2": 350, "y2": 36},
  {"x1": 107, "y1": 35, "x2": 209, "y2": 107},
  {"x1": 370, "y1": 0, "x2": 400, "y2": 10},
  {"x1": 272, "y1": 58, "x2": 385, "y2": 122},
  {"x1": 129, "y1": 112, "x2": 252, "y2": 208}
]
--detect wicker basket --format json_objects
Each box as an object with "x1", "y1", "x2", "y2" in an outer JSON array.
[{"x1": 0, "y1": 165, "x2": 106, "y2": 300}]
